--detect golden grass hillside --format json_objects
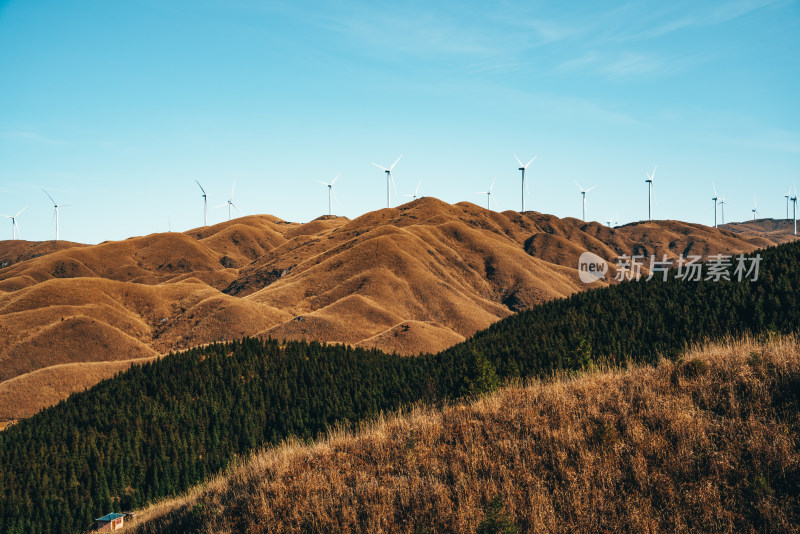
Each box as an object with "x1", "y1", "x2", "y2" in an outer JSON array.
[
  {"x1": 720, "y1": 218, "x2": 799, "y2": 245},
  {"x1": 130, "y1": 337, "x2": 800, "y2": 534},
  {"x1": 0, "y1": 198, "x2": 794, "y2": 420}
]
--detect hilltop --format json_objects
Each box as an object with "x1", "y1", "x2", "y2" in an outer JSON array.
[
  {"x1": 0, "y1": 198, "x2": 794, "y2": 419},
  {"x1": 130, "y1": 337, "x2": 800, "y2": 533}
]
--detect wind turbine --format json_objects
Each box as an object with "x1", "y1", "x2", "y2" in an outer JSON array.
[
  {"x1": 786, "y1": 187, "x2": 792, "y2": 220},
  {"x1": 214, "y1": 180, "x2": 240, "y2": 221},
  {"x1": 718, "y1": 192, "x2": 727, "y2": 225},
  {"x1": 712, "y1": 182, "x2": 719, "y2": 228},
  {"x1": 317, "y1": 173, "x2": 340, "y2": 216},
  {"x1": 792, "y1": 186, "x2": 798, "y2": 236},
  {"x1": 371, "y1": 155, "x2": 403, "y2": 208},
  {"x1": 644, "y1": 166, "x2": 656, "y2": 221},
  {"x1": 0, "y1": 206, "x2": 26, "y2": 240},
  {"x1": 195, "y1": 180, "x2": 208, "y2": 226},
  {"x1": 403, "y1": 180, "x2": 422, "y2": 202},
  {"x1": 575, "y1": 182, "x2": 596, "y2": 222},
  {"x1": 476, "y1": 178, "x2": 498, "y2": 210},
  {"x1": 514, "y1": 153, "x2": 537, "y2": 212},
  {"x1": 752, "y1": 195, "x2": 759, "y2": 221},
  {"x1": 42, "y1": 190, "x2": 68, "y2": 241}
]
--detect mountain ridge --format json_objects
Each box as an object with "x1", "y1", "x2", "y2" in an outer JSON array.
[{"x1": 0, "y1": 197, "x2": 794, "y2": 419}]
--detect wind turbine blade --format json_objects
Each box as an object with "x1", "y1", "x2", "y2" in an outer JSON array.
[
  {"x1": 0, "y1": 214, "x2": 10, "y2": 219},
  {"x1": 650, "y1": 166, "x2": 657, "y2": 181},
  {"x1": 513, "y1": 153, "x2": 524, "y2": 167},
  {"x1": 195, "y1": 180, "x2": 206, "y2": 195},
  {"x1": 586, "y1": 186, "x2": 597, "y2": 193},
  {"x1": 712, "y1": 181, "x2": 718, "y2": 197},
  {"x1": 231, "y1": 202, "x2": 242, "y2": 214},
  {"x1": 213, "y1": 203, "x2": 227, "y2": 209},
  {"x1": 391, "y1": 174, "x2": 399, "y2": 196},
  {"x1": 415, "y1": 180, "x2": 421, "y2": 196},
  {"x1": 371, "y1": 162, "x2": 389, "y2": 172},
  {"x1": 575, "y1": 181, "x2": 584, "y2": 192},
  {"x1": 332, "y1": 188, "x2": 338, "y2": 203},
  {"x1": 230, "y1": 179, "x2": 236, "y2": 201},
  {"x1": 317, "y1": 180, "x2": 330, "y2": 186},
  {"x1": 42, "y1": 189, "x2": 56, "y2": 205},
  {"x1": 332, "y1": 173, "x2": 340, "y2": 185},
  {"x1": 490, "y1": 192, "x2": 500, "y2": 210},
  {"x1": 15, "y1": 206, "x2": 28, "y2": 217},
  {"x1": 525, "y1": 156, "x2": 537, "y2": 168},
  {"x1": 489, "y1": 177, "x2": 496, "y2": 192},
  {"x1": 390, "y1": 154, "x2": 403, "y2": 171}
]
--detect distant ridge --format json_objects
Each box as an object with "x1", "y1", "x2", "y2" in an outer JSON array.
[{"x1": 0, "y1": 197, "x2": 794, "y2": 419}]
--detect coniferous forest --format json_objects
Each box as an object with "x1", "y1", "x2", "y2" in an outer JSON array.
[{"x1": 0, "y1": 242, "x2": 798, "y2": 533}]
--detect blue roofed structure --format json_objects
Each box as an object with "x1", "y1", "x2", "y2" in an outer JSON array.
[{"x1": 94, "y1": 512, "x2": 126, "y2": 531}]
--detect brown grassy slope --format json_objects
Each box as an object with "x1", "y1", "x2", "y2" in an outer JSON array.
[
  {"x1": 0, "y1": 215, "x2": 311, "y2": 291},
  {"x1": 235, "y1": 199, "x2": 781, "y2": 349},
  {"x1": 130, "y1": 338, "x2": 800, "y2": 534},
  {"x1": 0, "y1": 357, "x2": 158, "y2": 421},
  {"x1": 720, "y1": 218, "x2": 798, "y2": 246},
  {"x1": 0, "y1": 240, "x2": 83, "y2": 271},
  {"x1": 0, "y1": 199, "x2": 794, "y2": 421}
]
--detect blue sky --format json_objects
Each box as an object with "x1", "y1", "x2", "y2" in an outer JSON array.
[{"x1": 0, "y1": 0, "x2": 798, "y2": 243}]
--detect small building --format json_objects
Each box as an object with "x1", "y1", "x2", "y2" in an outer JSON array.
[{"x1": 94, "y1": 512, "x2": 125, "y2": 531}]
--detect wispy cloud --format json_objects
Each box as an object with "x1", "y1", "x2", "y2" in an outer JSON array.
[
  {"x1": 555, "y1": 51, "x2": 601, "y2": 73},
  {"x1": 608, "y1": 0, "x2": 786, "y2": 42},
  {"x1": 0, "y1": 130, "x2": 69, "y2": 145},
  {"x1": 555, "y1": 50, "x2": 701, "y2": 79},
  {"x1": 709, "y1": 0, "x2": 787, "y2": 23}
]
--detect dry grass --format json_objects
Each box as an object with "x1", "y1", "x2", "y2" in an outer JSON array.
[
  {"x1": 129, "y1": 337, "x2": 800, "y2": 533},
  {"x1": 1, "y1": 200, "x2": 781, "y2": 419}
]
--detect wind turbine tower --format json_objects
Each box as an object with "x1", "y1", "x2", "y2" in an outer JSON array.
[
  {"x1": 371, "y1": 155, "x2": 403, "y2": 208},
  {"x1": 712, "y1": 183, "x2": 718, "y2": 228},
  {"x1": 214, "y1": 180, "x2": 240, "y2": 221},
  {"x1": 476, "y1": 178, "x2": 497, "y2": 210},
  {"x1": 0, "y1": 206, "x2": 26, "y2": 240},
  {"x1": 42, "y1": 190, "x2": 67, "y2": 241},
  {"x1": 786, "y1": 187, "x2": 792, "y2": 220},
  {"x1": 514, "y1": 154, "x2": 536, "y2": 212},
  {"x1": 317, "y1": 173, "x2": 340, "y2": 216},
  {"x1": 752, "y1": 195, "x2": 759, "y2": 221},
  {"x1": 403, "y1": 181, "x2": 422, "y2": 202},
  {"x1": 792, "y1": 187, "x2": 798, "y2": 236},
  {"x1": 575, "y1": 182, "x2": 596, "y2": 222},
  {"x1": 718, "y1": 193, "x2": 727, "y2": 225},
  {"x1": 644, "y1": 166, "x2": 656, "y2": 221}
]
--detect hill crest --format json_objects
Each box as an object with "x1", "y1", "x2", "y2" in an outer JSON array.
[{"x1": 0, "y1": 198, "x2": 794, "y2": 419}]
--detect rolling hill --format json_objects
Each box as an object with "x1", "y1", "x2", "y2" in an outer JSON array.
[{"x1": 0, "y1": 198, "x2": 794, "y2": 420}]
